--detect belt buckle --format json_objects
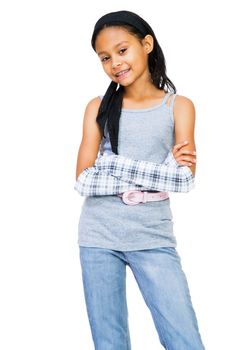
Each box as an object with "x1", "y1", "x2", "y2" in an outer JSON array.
[{"x1": 122, "y1": 190, "x2": 142, "y2": 205}]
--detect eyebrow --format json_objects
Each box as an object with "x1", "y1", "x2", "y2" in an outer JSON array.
[{"x1": 97, "y1": 41, "x2": 129, "y2": 56}]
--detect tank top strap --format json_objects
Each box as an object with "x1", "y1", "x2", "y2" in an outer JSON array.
[
  {"x1": 162, "y1": 92, "x2": 178, "y2": 125},
  {"x1": 162, "y1": 92, "x2": 178, "y2": 111},
  {"x1": 162, "y1": 91, "x2": 174, "y2": 106},
  {"x1": 169, "y1": 93, "x2": 178, "y2": 113}
]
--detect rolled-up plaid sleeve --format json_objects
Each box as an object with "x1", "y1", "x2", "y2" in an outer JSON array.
[
  {"x1": 74, "y1": 166, "x2": 149, "y2": 197},
  {"x1": 94, "y1": 151, "x2": 195, "y2": 193},
  {"x1": 74, "y1": 150, "x2": 195, "y2": 197}
]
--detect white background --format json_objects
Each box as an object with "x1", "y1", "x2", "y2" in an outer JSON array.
[{"x1": 1, "y1": 0, "x2": 243, "y2": 349}]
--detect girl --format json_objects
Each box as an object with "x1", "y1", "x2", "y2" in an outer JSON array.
[{"x1": 75, "y1": 10, "x2": 205, "y2": 350}]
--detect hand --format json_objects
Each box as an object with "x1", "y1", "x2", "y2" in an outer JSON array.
[{"x1": 172, "y1": 141, "x2": 196, "y2": 166}]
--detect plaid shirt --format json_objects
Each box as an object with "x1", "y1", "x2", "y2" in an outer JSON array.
[{"x1": 74, "y1": 151, "x2": 195, "y2": 196}]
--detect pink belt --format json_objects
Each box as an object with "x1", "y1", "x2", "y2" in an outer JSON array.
[{"x1": 117, "y1": 190, "x2": 169, "y2": 205}]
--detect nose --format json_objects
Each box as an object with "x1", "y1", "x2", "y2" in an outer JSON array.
[{"x1": 111, "y1": 59, "x2": 121, "y2": 69}]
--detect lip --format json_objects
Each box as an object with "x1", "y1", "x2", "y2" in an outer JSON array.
[{"x1": 114, "y1": 69, "x2": 130, "y2": 81}]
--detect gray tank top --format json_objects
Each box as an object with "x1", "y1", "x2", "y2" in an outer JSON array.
[{"x1": 77, "y1": 92, "x2": 178, "y2": 251}]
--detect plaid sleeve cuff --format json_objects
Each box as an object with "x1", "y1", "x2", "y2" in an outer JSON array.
[
  {"x1": 164, "y1": 150, "x2": 180, "y2": 167},
  {"x1": 74, "y1": 166, "x2": 150, "y2": 197}
]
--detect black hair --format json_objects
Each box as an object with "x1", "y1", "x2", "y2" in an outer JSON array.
[{"x1": 91, "y1": 11, "x2": 177, "y2": 154}]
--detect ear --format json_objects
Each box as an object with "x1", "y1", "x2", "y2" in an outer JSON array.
[{"x1": 142, "y1": 34, "x2": 154, "y2": 54}]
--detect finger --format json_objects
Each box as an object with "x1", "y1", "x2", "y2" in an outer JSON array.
[
  {"x1": 180, "y1": 150, "x2": 197, "y2": 156},
  {"x1": 175, "y1": 150, "x2": 197, "y2": 159},
  {"x1": 176, "y1": 156, "x2": 196, "y2": 163},
  {"x1": 175, "y1": 148, "x2": 196, "y2": 155},
  {"x1": 172, "y1": 141, "x2": 189, "y2": 153}
]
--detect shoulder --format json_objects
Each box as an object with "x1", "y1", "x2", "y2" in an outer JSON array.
[
  {"x1": 83, "y1": 96, "x2": 103, "y2": 132},
  {"x1": 82, "y1": 96, "x2": 103, "y2": 140},
  {"x1": 85, "y1": 96, "x2": 102, "y2": 114},
  {"x1": 173, "y1": 95, "x2": 196, "y2": 123}
]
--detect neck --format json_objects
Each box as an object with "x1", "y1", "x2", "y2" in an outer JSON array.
[
  {"x1": 124, "y1": 80, "x2": 163, "y2": 101},
  {"x1": 123, "y1": 69, "x2": 161, "y2": 100}
]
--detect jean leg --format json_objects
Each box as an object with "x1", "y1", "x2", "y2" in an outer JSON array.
[
  {"x1": 125, "y1": 247, "x2": 205, "y2": 350},
  {"x1": 79, "y1": 246, "x2": 131, "y2": 350}
]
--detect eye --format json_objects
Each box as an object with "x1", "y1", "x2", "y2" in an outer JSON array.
[
  {"x1": 119, "y1": 48, "x2": 127, "y2": 54},
  {"x1": 101, "y1": 56, "x2": 110, "y2": 63}
]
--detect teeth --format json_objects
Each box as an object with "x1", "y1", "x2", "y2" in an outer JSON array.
[{"x1": 116, "y1": 69, "x2": 129, "y2": 77}]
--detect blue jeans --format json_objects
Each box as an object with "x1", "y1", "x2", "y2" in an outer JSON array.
[{"x1": 79, "y1": 246, "x2": 205, "y2": 350}]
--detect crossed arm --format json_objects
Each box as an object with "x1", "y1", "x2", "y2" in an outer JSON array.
[
  {"x1": 75, "y1": 94, "x2": 197, "y2": 197},
  {"x1": 74, "y1": 147, "x2": 195, "y2": 197}
]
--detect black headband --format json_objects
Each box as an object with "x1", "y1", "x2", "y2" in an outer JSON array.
[{"x1": 91, "y1": 10, "x2": 152, "y2": 50}]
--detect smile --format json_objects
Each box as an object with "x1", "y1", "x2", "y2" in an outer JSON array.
[{"x1": 115, "y1": 69, "x2": 130, "y2": 80}]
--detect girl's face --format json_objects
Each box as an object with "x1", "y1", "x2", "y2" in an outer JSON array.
[{"x1": 95, "y1": 26, "x2": 153, "y2": 87}]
